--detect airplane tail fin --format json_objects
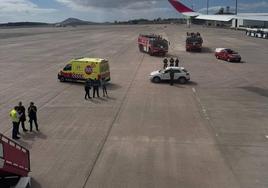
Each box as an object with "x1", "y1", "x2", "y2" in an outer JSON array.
[
  {"x1": 168, "y1": 0, "x2": 199, "y2": 16},
  {"x1": 168, "y1": 0, "x2": 193, "y2": 13}
]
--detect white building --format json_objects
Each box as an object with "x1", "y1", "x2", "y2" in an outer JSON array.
[{"x1": 232, "y1": 14, "x2": 268, "y2": 28}]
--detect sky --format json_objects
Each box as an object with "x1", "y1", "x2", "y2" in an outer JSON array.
[{"x1": 0, "y1": 0, "x2": 268, "y2": 23}]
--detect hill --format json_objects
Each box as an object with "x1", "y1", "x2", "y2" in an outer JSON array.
[
  {"x1": 56, "y1": 18, "x2": 96, "y2": 27},
  {"x1": 0, "y1": 22, "x2": 50, "y2": 27}
]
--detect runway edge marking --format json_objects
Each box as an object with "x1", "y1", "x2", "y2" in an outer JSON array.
[
  {"x1": 191, "y1": 87, "x2": 242, "y2": 187},
  {"x1": 81, "y1": 54, "x2": 146, "y2": 188}
]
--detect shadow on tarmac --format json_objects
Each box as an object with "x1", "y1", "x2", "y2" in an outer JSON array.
[
  {"x1": 201, "y1": 47, "x2": 214, "y2": 53},
  {"x1": 31, "y1": 178, "x2": 42, "y2": 188},
  {"x1": 184, "y1": 47, "x2": 213, "y2": 54},
  {"x1": 97, "y1": 97, "x2": 108, "y2": 102},
  {"x1": 87, "y1": 99, "x2": 101, "y2": 104},
  {"x1": 86, "y1": 96, "x2": 116, "y2": 103},
  {"x1": 187, "y1": 81, "x2": 198, "y2": 86},
  {"x1": 152, "y1": 80, "x2": 198, "y2": 87},
  {"x1": 18, "y1": 131, "x2": 47, "y2": 149},
  {"x1": 228, "y1": 60, "x2": 246, "y2": 64},
  {"x1": 60, "y1": 81, "x2": 122, "y2": 90},
  {"x1": 165, "y1": 53, "x2": 182, "y2": 58},
  {"x1": 21, "y1": 131, "x2": 47, "y2": 140},
  {"x1": 241, "y1": 86, "x2": 268, "y2": 98},
  {"x1": 107, "y1": 83, "x2": 122, "y2": 90}
]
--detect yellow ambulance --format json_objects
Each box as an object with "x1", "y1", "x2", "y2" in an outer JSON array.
[{"x1": 58, "y1": 57, "x2": 110, "y2": 82}]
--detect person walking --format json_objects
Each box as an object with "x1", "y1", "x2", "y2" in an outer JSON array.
[
  {"x1": 169, "y1": 68, "x2": 175, "y2": 86},
  {"x1": 170, "y1": 57, "x2": 174, "y2": 67},
  {"x1": 84, "y1": 79, "x2": 92, "y2": 100},
  {"x1": 101, "y1": 78, "x2": 108, "y2": 97},
  {"x1": 175, "y1": 58, "x2": 179, "y2": 67},
  {"x1": 93, "y1": 78, "x2": 100, "y2": 98},
  {"x1": 18, "y1": 101, "x2": 28, "y2": 132},
  {"x1": 28, "y1": 102, "x2": 39, "y2": 132},
  {"x1": 163, "y1": 57, "x2": 168, "y2": 69},
  {"x1": 9, "y1": 106, "x2": 21, "y2": 139}
]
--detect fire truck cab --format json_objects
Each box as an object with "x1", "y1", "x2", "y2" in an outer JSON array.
[
  {"x1": 186, "y1": 32, "x2": 203, "y2": 52},
  {"x1": 138, "y1": 34, "x2": 169, "y2": 56}
]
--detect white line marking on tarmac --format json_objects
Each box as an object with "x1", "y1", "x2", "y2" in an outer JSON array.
[{"x1": 192, "y1": 87, "x2": 210, "y2": 121}]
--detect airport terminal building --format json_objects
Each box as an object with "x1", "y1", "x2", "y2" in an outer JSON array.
[
  {"x1": 233, "y1": 17, "x2": 268, "y2": 28},
  {"x1": 194, "y1": 17, "x2": 268, "y2": 29}
]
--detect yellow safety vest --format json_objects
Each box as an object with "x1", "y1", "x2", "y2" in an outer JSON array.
[{"x1": 10, "y1": 109, "x2": 19, "y2": 123}]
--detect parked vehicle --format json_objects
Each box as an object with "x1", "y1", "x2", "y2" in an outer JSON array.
[
  {"x1": 186, "y1": 32, "x2": 203, "y2": 52},
  {"x1": 58, "y1": 57, "x2": 110, "y2": 82},
  {"x1": 215, "y1": 48, "x2": 241, "y2": 62},
  {"x1": 149, "y1": 67, "x2": 190, "y2": 84},
  {"x1": 246, "y1": 28, "x2": 268, "y2": 39},
  {"x1": 138, "y1": 34, "x2": 169, "y2": 56},
  {"x1": 0, "y1": 133, "x2": 31, "y2": 188}
]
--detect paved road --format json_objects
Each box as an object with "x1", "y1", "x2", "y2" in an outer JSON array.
[{"x1": 0, "y1": 25, "x2": 267, "y2": 188}]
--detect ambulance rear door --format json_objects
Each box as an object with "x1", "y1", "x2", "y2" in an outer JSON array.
[{"x1": 100, "y1": 60, "x2": 110, "y2": 81}]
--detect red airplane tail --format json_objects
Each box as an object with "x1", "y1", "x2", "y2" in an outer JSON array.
[{"x1": 168, "y1": 0, "x2": 194, "y2": 13}]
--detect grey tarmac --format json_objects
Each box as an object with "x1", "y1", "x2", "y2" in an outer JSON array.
[{"x1": 0, "y1": 24, "x2": 267, "y2": 188}]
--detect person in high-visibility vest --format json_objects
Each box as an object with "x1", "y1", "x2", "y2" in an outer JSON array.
[{"x1": 9, "y1": 106, "x2": 21, "y2": 139}]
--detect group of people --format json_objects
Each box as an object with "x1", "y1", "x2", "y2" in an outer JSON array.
[
  {"x1": 163, "y1": 57, "x2": 180, "y2": 69},
  {"x1": 84, "y1": 77, "x2": 108, "y2": 100},
  {"x1": 9, "y1": 102, "x2": 39, "y2": 140}
]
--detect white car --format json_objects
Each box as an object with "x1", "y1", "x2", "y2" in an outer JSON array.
[{"x1": 149, "y1": 67, "x2": 190, "y2": 84}]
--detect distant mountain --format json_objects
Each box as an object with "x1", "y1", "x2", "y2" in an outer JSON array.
[
  {"x1": 56, "y1": 18, "x2": 96, "y2": 27},
  {"x1": 0, "y1": 22, "x2": 50, "y2": 27},
  {"x1": 0, "y1": 18, "x2": 97, "y2": 28},
  {"x1": 0, "y1": 17, "x2": 186, "y2": 28}
]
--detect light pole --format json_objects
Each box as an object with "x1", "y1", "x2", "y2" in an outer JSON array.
[
  {"x1": 235, "y1": 0, "x2": 238, "y2": 15},
  {"x1": 207, "y1": 0, "x2": 209, "y2": 15},
  {"x1": 235, "y1": 0, "x2": 238, "y2": 29}
]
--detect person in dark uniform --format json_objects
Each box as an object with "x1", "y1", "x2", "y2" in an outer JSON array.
[
  {"x1": 169, "y1": 57, "x2": 174, "y2": 67},
  {"x1": 84, "y1": 79, "x2": 92, "y2": 100},
  {"x1": 18, "y1": 101, "x2": 28, "y2": 132},
  {"x1": 169, "y1": 68, "x2": 175, "y2": 86},
  {"x1": 163, "y1": 57, "x2": 168, "y2": 69},
  {"x1": 175, "y1": 58, "x2": 179, "y2": 67},
  {"x1": 28, "y1": 102, "x2": 39, "y2": 132},
  {"x1": 101, "y1": 78, "x2": 108, "y2": 97},
  {"x1": 93, "y1": 78, "x2": 100, "y2": 98}
]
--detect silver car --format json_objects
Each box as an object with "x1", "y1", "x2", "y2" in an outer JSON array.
[{"x1": 149, "y1": 67, "x2": 190, "y2": 84}]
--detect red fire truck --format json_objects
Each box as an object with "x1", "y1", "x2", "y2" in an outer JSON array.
[
  {"x1": 0, "y1": 133, "x2": 31, "y2": 188},
  {"x1": 138, "y1": 34, "x2": 169, "y2": 56},
  {"x1": 186, "y1": 32, "x2": 203, "y2": 52}
]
